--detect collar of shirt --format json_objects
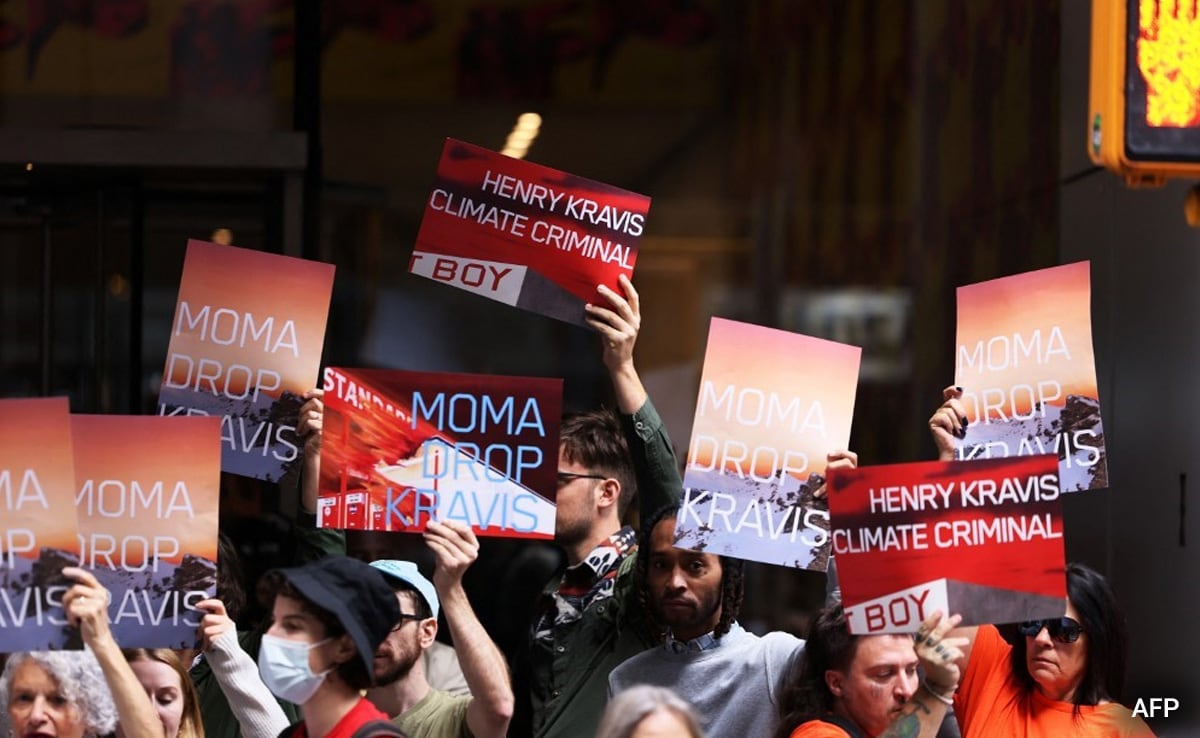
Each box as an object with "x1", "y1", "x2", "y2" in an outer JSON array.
[
  {"x1": 560, "y1": 526, "x2": 637, "y2": 591},
  {"x1": 663, "y1": 621, "x2": 745, "y2": 653}
]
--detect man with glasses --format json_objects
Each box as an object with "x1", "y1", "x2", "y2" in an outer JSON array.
[
  {"x1": 366, "y1": 519, "x2": 514, "y2": 738},
  {"x1": 527, "y1": 275, "x2": 683, "y2": 738}
]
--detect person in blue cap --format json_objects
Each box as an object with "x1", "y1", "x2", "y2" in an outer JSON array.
[{"x1": 366, "y1": 519, "x2": 513, "y2": 738}]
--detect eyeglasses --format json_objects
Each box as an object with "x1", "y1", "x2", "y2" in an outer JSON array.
[
  {"x1": 390, "y1": 613, "x2": 425, "y2": 632},
  {"x1": 1017, "y1": 617, "x2": 1085, "y2": 644},
  {"x1": 556, "y1": 471, "x2": 607, "y2": 485}
]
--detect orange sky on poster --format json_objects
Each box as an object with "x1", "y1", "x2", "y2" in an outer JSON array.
[
  {"x1": 71, "y1": 415, "x2": 222, "y2": 564},
  {"x1": 687, "y1": 318, "x2": 861, "y2": 480},
  {"x1": 0, "y1": 397, "x2": 78, "y2": 556},
  {"x1": 164, "y1": 240, "x2": 334, "y2": 399},
  {"x1": 955, "y1": 262, "x2": 1097, "y2": 417}
]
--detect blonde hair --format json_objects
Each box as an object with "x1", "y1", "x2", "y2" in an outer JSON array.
[{"x1": 123, "y1": 649, "x2": 205, "y2": 738}]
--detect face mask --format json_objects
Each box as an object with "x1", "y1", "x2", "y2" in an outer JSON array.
[{"x1": 258, "y1": 634, "x2": 334, "y2": 704}]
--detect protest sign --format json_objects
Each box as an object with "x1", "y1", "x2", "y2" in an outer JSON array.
[
  {"x1": 955, "y1": 261, "x2": 1107, "y2": 491},
  {"x1": 410, "y1": 138, "x2": 650, "y2": 326},
  {"x1": 71, "y1": 415, "x2": 221, "y2": 649},
  {"x1": 673, "y1": 318, "x2": 861, "y2": 569},
  {"x1": 829, "y1": 454, "x2": 1067, "y2": 634},
  {"x1": 317, "y1": 367, "x2": 561, "y2": 539},
  {"x1": 0, "y1": 397, "x2": 79, "y2": 650},
  {"x1": 158, "y1": 239, "x2": 335, "y2": 482}
]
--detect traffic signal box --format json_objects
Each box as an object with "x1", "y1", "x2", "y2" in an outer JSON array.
[{"x1": 1089, "y1": 0, "x2": 1200, "y2": 186}]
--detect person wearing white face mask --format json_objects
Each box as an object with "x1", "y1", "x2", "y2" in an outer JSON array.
[{"x1": 257, "y1": 555, "x2": 407, "y2": 738}]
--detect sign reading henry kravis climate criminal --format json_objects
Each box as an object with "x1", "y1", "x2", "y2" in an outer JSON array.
[
  {"x1": 672, "y1": 318, "x2": 861, "y2": 570},
  {"x1": 317, "y1": 367, "x2": 561, "y2": 539},
  {"x1": 410, "y1": 138, "x2": 650, "y2": 327},
  {"x1": 157, "y1": 240, "x2": 335, "y2": 482},
  {"x1": 954, "y1": 261, "x2": 1107, "y2": 492},
  {"x1": 829, "y1": 454, "x2": 1067, "y2": 634}
]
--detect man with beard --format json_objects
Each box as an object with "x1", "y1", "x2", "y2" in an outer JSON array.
[
  {"x1": 367, "y1": 519, "x2": 513, "y2": 738},
  {"x1": 606, "y1": 495, "x2": 838, "y2": 738},
  {"x1": 526, "y1": 276, "x2": 683, "y2": 738},
  {"x1": 774, "y1": 606, "x2": 966, "y2": 738}
]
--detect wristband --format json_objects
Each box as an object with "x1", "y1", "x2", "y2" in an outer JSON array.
[{"x1": 921, "y1": 678, "x2": 956, "y2": 706}]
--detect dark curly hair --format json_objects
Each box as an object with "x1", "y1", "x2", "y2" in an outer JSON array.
[
  {"x1": 633, "y1": 502, "x2": 744, "y2": 643},
  {"x1": 1010, "y1": 562, "x2": 1128, "y2": 712},
  {"x1": 774, "y1": 605, "x2": 861, "y2": 738}
]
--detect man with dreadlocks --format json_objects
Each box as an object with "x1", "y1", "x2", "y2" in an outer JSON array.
[
  {"x1": 524, "y1": 276, "x2": 683, "y2": 738},
  {"x1": 609, "y1": 451, "x2": 857, "y2": 738}
]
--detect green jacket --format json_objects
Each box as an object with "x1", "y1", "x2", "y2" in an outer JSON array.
[{"x1": 529, "y1": 399, "x2": 682, "y2": 738}]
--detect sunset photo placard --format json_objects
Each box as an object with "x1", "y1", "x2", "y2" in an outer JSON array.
[
  {"x1": 0, "y1": 396, "x2": 80, "y2": 651},
  {"x1": 71, "y1": 415, "x2": 221, "y2": 649},
  {"x1": 673, "y1": 318, "x2": 861, "y2": 569},
  {"x1": 157, "y1": 239, "x2": 335, "y2": 482},
  {"x1": 318, "y1": 367, "x2": 562, "y2": 540},
  {"x1": 410, "y1": 138, "x2": 651, "y2": 326},
  {"x1": 954, "y1": 261, "x2": 1107, "y2": 491},
  {"x1": 828, "y1": 455, "x2": 1067, "y2": 634}
]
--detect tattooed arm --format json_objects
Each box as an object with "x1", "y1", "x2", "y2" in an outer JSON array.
[{"x1": 877, "y1": 612, "x2": 968, "y2": 738}]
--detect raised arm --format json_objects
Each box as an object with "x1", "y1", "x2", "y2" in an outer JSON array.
[
  {"x1": 62, "y1": 567, "x2": 164, "y2": 738},
  {"x1": 585, "y1": 274, "x2": 646, "y2": 414},
  {"x1": 292, "y1": 388, "x2": 345, "y2": 561},
  {"x1": 196, "y1": 598, "x2": 291, "y2": 738},
  {"x1": 584, "y1": 274, "x2": 682, "y2": 514},
  {"x1": 876, "y1": 612, "x2": 969, "y2": 738},
  {"x1": 928, "y1": 385, "x2": 967, "y2": 462},
  {"x1": 424, "y1": 520, "x2": 514, "y2": 738},
  {"x1": 296, "y1": 388, "x2": 324, "y2": 515}
]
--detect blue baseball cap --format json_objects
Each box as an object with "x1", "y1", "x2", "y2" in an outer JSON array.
[{"x1": 370, "y1": 560, "x2": 440, "y2": 620}]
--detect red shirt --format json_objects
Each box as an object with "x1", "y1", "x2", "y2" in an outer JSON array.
[{"x1": 286, "y1": 697, "x2": 389, "y2": 738}]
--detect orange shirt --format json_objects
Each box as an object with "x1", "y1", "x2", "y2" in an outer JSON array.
[
  {"x1": 790, "y1": 719, "x2": 854, "y2": 737},
  {"x1": 955, "y1": 625, "x2": 1155, "y2": 737}
]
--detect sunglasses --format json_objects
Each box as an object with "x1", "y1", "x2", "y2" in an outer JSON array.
[{"x1": 1017, "y1": 617, "x2": 1085, "y2": 643}]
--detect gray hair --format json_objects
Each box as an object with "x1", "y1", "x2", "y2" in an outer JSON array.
[
  {"x1": 596, "y1": 686, "x2": 706, "y2": 738},
  {"x1": 0, "y1": 651, "x2": 118, "y2": 737}
]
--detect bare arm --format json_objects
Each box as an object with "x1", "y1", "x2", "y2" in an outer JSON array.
[
  {"x1": 296, "y1": 388, "x2": 324, "y2": 514},
  {"x1": 62, "y1": 567, "x2": 164, "y2": 738},
  {"x1": 584, "y1": 274, "x2": 646, "y2": 414},
  {"x1": 424, "y1": 520, "x2": 514, "y2": 738}
]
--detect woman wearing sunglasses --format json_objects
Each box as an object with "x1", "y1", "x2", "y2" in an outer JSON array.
[{"x1": 930, "y1": 390, "x2": 1155, "y2": 736}]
